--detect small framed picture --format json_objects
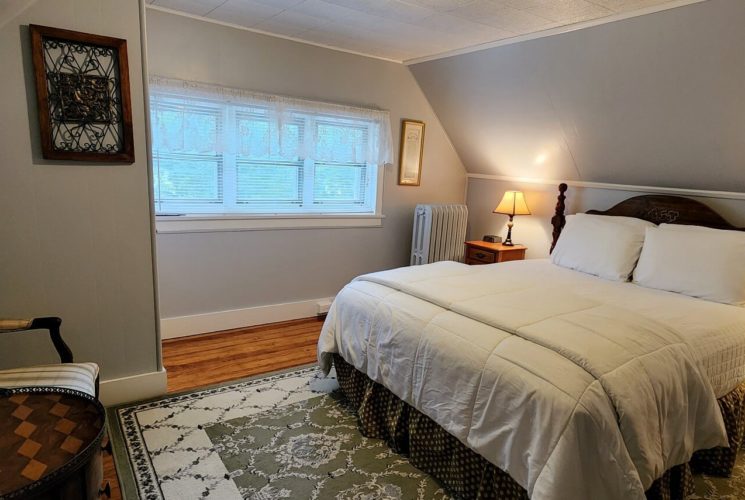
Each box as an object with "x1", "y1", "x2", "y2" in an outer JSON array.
[{"x1": 398, "y1": 119, "x2": 425, "y2": 186}]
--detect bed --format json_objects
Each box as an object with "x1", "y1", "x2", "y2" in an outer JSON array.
[{"x1": 318, "y1": 184, "x2": 745, "y2": 500}]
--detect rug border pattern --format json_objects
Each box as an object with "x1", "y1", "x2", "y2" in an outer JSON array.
[{"x1": 107, "y1": 364, "x2": 320, "y2": 500}]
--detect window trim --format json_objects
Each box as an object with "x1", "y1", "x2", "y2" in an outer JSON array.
[
  {"x1": 155, "y1": 213, "x2": 385, "y2": 234},
  {"x1": 149, "y1": 78, "x2": 392, "y2": 225}
]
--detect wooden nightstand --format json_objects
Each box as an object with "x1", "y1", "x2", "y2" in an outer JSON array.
[{"x1": 464, "y1": 241, "x2": 527, "y2": 265}]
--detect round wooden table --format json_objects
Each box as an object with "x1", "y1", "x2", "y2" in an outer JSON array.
[{"x1": 0, "y1": 388, "x2": 105, "y2": 500}]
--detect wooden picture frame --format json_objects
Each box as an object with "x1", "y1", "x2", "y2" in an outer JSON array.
[
  {"x1": 398, "y1": 119, "x2": 425, "y2": 186},
  {"x1": 30, "y1": 25, "x2": 135, "y2": 163}
]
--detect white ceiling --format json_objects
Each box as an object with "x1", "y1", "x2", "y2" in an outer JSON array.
[{"x1": 146, "y1": 0, "x2": 696, "y2": 63}]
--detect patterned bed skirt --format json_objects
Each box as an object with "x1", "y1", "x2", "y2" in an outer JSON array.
[{"x1": 332, "y1": 354, "x2": 745, "y2": 500}]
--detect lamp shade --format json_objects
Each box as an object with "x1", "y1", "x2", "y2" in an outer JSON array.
[{"x1": 493, "y1": 191, "x2": 531, "y2": 216}]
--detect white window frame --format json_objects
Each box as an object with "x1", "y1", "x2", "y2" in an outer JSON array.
[{"x1": 149, "y1": 78, "x2": 390, "y2": 234}]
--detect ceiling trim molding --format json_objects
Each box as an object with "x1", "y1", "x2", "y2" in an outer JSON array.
[
  {"x1": 144, "y1": 4, "x2": 403, "y2": 64},
  {"x1": 467, "y1": 174, "x2": 745, "y2": 201},
  {"x1": 404, "y1": 0, "x2": 707, "y2": 66}
]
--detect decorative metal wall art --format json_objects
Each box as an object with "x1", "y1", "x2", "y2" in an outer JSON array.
[{"x1": 30, "y1": 25, "x2": 134, "y2": 162}]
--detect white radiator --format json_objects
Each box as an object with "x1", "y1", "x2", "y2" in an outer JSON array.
[{"x1": 410, "y1": 204, "x2": 468, "y2": 265}]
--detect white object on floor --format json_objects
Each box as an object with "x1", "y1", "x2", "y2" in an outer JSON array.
[{"x1": 316, "y1": 298, "x2": 333, "y2": 315}]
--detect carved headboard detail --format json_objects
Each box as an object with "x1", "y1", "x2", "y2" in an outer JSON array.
[{"x1": 549, "y1": 184, "x2": 744, "y2": 252}]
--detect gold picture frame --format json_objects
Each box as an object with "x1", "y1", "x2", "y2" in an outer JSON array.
[{"x1": 398, "y1": 119, "x2": 425, "y2": 186}]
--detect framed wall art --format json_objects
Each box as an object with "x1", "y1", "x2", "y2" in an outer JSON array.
[
  {"x1": 30, "y1": 24, "x2": 135, "y2": 162},
  {"x1": 398, "y1": 119, "x2": 424, "y2": 186}
]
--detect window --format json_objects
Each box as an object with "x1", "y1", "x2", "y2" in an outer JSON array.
[{"x1": 149, "y1": 77, "x2": 391, "y2": 224}]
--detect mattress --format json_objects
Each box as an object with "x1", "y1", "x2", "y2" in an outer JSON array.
[{"x1": 318, "y1": 259, "x2": 745, "y2": 500}]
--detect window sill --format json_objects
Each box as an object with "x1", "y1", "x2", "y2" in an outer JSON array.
[{"x1": 155, "y1": 214, "x2": 385, "y2": 233}]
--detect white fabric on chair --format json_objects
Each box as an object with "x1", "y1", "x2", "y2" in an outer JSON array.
[{"x1": 0, "y1": 362, "x2": 99, "y2": 397}]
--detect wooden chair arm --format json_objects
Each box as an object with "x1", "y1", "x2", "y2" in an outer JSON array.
[
  {"x1": 0, "y1": 317, "x2": 73, "y2": 363},
  {"x1": 0, "y1": 319, "x2": 33, "y2": 331}
]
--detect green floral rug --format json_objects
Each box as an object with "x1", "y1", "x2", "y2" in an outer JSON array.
[
  {"x1": 107, "y1": 365, "x2": 745, "y2": 499},
  {"x1": 107, "y1": 366, "x2": 448, "y2": 499},
  {"x1": 205, "y1": 392, "x2": 448, "y2": 499}
]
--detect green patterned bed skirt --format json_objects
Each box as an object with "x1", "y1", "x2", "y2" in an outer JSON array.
[{"x1": 332, "y1": 354, "x2": 745, "y2": 500}]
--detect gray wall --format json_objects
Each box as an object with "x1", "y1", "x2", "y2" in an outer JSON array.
[
  {"x1": 467, "y1": 179, "x2": 745, "y2": 260},
  {"x1": 0, "y1": 0, "x2": 159, "y2": 380},
  {"x1": 410, "y1": 0, "x2": 745, "y2": 192},
  {"x1": 146, "y1": 10, "x2": 467, "y2": 319}
]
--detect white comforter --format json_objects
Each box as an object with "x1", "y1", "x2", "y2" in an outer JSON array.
[{"x1": 318, "y1": 260, "x2": 745, "y2": 500}]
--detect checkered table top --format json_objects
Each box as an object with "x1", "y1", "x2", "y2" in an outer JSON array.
[{"x1": 0, "y1": 389, "x2": 104, "y2": 497}]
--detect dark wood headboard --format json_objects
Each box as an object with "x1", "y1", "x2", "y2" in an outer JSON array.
[{"x1": 549, "y1": 183, "x2": 744, "y2": 252}]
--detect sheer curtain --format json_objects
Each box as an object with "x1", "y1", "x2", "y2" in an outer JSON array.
[
  {"x1": 149, "y1": 76, "x2": 393, "y2": 216},
  {"x1": 149, "y1": 76, "x2": 393, "y2": 166}
]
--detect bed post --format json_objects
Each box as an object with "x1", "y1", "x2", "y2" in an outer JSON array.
[{"x1": 550, "y1": 183, "x2": 568, "y2": 253}]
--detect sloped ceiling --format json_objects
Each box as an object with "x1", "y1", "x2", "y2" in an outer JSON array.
[{"x1": 409, "y1": 0, "x2": 745, "y2": 192}]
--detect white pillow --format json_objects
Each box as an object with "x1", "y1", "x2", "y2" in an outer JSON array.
[
  {"x1": 633, "y1": 224, "x2": 745, "y2": 306},
  {"x1": 551, "y1": 214, "x2": 655, "y2": 281}
]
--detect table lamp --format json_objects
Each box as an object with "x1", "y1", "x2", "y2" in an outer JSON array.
[{"x1": 493, "y1": 191, "x2": 531, "y2": 246}]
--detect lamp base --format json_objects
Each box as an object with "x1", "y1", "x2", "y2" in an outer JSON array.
[{"x1": 503, "y1": 218, "x2": 514, "y2": 246}]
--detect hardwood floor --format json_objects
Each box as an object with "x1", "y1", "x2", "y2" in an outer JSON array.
[{"x1": 103, "y1": 317, "x2": 324, "y2": 499}]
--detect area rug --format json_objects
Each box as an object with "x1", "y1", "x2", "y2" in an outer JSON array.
[
  {"x1": 107, "y1": 366, "x2": 449, "y2": 499},
  {"x1": 108, "y1": 365, "x2": 745, "y2": 499}
]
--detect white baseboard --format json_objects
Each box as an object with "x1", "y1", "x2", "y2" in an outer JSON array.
[
  {"x1": 99, "y1": 369, "x2": 167, "y2": 406},
  {"x1": 160, "y1": 296, "x2": 335, "y2": 340}
]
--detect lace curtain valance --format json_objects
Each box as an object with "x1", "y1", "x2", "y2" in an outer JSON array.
[{"x1": 148, "y1": 76, "x2": 393, "y2": 166}]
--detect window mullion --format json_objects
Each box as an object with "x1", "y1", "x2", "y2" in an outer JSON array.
[
  {"x1": 301, "y1": 116, "x2": 315, "y2": 212},
  {"x1": 222, "y1": 105, "x2": 238, "y2": 213},
  {"x1": 367, "y1": 163, "x2": 377, "y2": 214},
  {"x1": 365, "y1": 121, "x2": 377, "y2": 214}
]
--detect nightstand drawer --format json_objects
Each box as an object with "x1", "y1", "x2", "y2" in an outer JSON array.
[
  {"x1": 466, "y1": 246, "x2": 496, "y2": 264},
  {"x1": 464, "y1": 241, "x2": 527, "y2": 266}
]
